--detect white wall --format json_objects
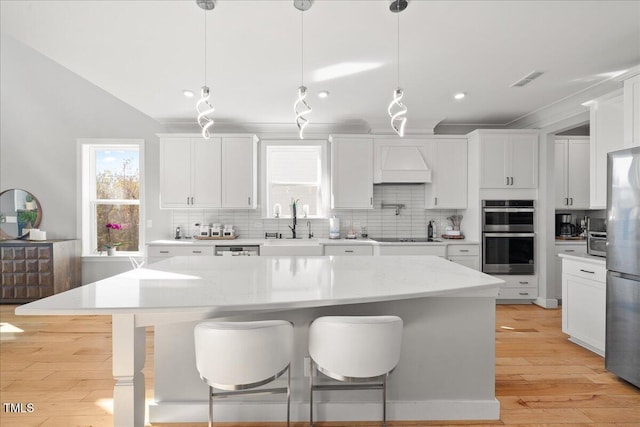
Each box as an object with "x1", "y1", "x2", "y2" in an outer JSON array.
[{"x1": 0, "y1": 35, "x2": 169, "y2": 245}]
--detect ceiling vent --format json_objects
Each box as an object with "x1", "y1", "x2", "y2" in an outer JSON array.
[{"x1": 510, "y1": 71, "x2": 544, "y2": 88}]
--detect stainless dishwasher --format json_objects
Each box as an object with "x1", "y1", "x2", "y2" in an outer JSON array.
[{"x1": 214, "y1": 245, "x2": 260, "y2": 256}]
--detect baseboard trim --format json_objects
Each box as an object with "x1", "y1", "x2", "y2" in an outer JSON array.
[
  {"x1": 149, "y1": 399, "x2": 501, "y2": 423},
  {"x1": 534, "y1": 297, "x2": 559, "y2": 309}
]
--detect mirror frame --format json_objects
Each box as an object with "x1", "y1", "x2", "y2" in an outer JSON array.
[{"x1": 0, "y1": 188, "x2": 43, "y2": 240}]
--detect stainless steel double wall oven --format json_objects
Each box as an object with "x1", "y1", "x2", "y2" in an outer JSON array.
[{"x1": 482, "y1": 200, "x2": 535, "y2": 275}]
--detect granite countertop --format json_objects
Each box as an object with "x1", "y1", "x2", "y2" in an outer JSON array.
[
  {"x1": 16, "y1": 255, "x2": 502, "y2": 315},
  {"x1": 147, "y1": 238, "x2": 480, "y2": 247}
]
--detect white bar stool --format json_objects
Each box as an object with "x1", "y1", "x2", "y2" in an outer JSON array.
[
  {"x1": 194, "y1": 320, "x2": 294, "y2": 427},
  {"x1": 308, "y1": 315, "x2": 403, "y2": 427}
]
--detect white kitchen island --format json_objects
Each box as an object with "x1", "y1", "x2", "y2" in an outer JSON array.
[{"x1": 16, "y1": 255, "x2": 503, "y2": 426}]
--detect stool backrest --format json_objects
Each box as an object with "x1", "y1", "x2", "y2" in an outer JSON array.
[
  {"x1": 194, "y1": 320, "x2": 293, "y2": 388},
  {"x1": 309, "y1": 315, "x2": 403, "y2": 379}
]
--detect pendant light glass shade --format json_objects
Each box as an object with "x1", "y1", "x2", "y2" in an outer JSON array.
[
  {"x1": 197, "y1": 86, "x2": 215, "y2": 139},
  {"x1": 388, "y1": 88, "x2": 407, "y2": 137},
  {"x1": 294, "y1": 85, "x2": 311, "y2": 139}
]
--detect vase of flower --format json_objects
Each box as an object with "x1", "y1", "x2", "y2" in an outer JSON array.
[{"x1": 102, "y1": 223, "x2": 123, "y2": 255}]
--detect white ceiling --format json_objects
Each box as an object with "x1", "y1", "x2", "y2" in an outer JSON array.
[{"x1": 2, "y1": 0, "x2": 639, "y2": 133}]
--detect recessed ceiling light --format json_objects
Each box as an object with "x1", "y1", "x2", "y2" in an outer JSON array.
[
  {"x1": 183, "y1": 90, "x2": 195, "y2": 98},
  {"x1": 454, "y1": 92, "x2": 466, "y2": 100},
  {"x1": 318, "y1": 90, "x2": 330, "y2": 99}
]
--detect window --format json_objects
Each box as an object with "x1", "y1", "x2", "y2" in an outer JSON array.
[
  {"x1": 262, "y1": 141, "x2": 329, "y2": 218},
  {"x1": 80, "y1": 140, "x2": 144, "y2": 255}
]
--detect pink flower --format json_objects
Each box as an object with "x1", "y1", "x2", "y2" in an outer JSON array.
[{"x1": 106, "y1": 223, "x2": 122, "y2": 230}]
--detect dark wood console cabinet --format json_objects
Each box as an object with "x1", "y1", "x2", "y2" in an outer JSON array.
[{"x1": 1, "y1": 240, "x2": 80, "y2": 303}]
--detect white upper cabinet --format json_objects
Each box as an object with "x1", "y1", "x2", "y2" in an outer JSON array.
[
  {"x1": 589, "y1": 91, "x2": 624, "y2": 209},
  {"x1": 330, "y1": 136, "x2": 373, "y2": 209},
  {"x1": 425, "y1": 138, "x2": 467, "y2": 209},
  {"x1": 555, "y1": 138, "x2": 590, "y2": 209},
  {"x1": 222, "y1": 137, "x2": 258, "y2": 208},
  {"x1": 159, "y1": 134, "x2": 257, "y2": 209},
  {"x1": 475, "y1": 131, "x2": 538, "y2": 189},
  {"x1": 160, "y1": 137, "x2": 222, "y2": 208},
  {"x1": 373, "y1": 138, "x2": 432, "y2": 183}
]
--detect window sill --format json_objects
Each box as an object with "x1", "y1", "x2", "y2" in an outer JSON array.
[{"x1": 83, "y1": 252, "x2": 143, "y2": 261}]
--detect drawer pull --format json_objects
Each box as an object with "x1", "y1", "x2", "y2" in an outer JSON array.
[
  {"x1": 459, "y1": 249, "x2": 469, "y2": 253},
  {"x1": 159, "y1": 250, "x2": 170, "y2": 254},
  {"x1": 519, "y1": 292, "x2": 529, "y2": 296},
  {"x1": 519, "y1": 281, "x2": 529, "y2": 285},
  {"x1": 579, "y1": 269, "x2": 595, "y2": 274},
  {"x1": 345, "y1": 250, "x2": 354, "y2": 253},
  {"x1": 565, "y1": 250, "x2": 575, "y2": 252},
  {"x1": 192, "y1": 250, "x2": 202, "y2": 254}
]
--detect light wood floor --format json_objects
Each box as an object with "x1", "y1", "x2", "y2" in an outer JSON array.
[{"x1": 1, "y1": 304, "x2": 639, "y2": 427}]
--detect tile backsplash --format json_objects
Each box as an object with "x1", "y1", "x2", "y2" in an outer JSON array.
[{"x1": 170, "y1": 184, "x2": 464, "y2": 240}]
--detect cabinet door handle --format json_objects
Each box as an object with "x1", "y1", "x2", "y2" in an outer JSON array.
[
  {"x1": 569, "y1": 197, "x2": 573, "y2": 205},
  {"x1": 248, "y1": 196, "x2": 251, "y2": 205},
  {"x1": 159, "y1": 250, "x2": 170, "y2": 254},
  {"x1": 506, "y1": 177, "x2": 509, "y2": 185},
  {"x1": 370, "y1": 197, "x2": 373, "y2": 206},
  {"x1": 519, "y1": 281, "x2": 529, "y2": 285},
  {"x1": 192, "y1": 250, "x2": 202, "y2": 254},
  {"x1": 565, "y1": 198, "x2": 568, "y2": 205},
  {"x1": 191, "y1": 197, "x2": 194, "y2": 205},
  {"x1": 345, "y1": 250, "x2": 354, "y2": 253},
  {"x1": 187, "y1": 196, "x2": 190, "y2": 205},
  {"x1": 580, "y1": 269, "x2": 595, "y2": 274},
  {"x1": 460, "y1": 249, "x2": 469, "y2": 253},
  {"x1": 510, "y1": 177, "x2": 514, "y2": 185},
  {"x1": 435, "y1": 197, "x2": 438, "y2": 206}
]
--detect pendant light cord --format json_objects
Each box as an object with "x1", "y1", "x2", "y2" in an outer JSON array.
[
  {"x1": 301, "y1": 10, "x2": 304, "y2": 86},
  {"x1": 204, "y1": 9, "x2": 207, "y2": 86},
  {"x1": 397, "y1": 11, "x2": 400, "y2": 88}
]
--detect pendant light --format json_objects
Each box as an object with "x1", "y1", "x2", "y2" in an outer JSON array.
[
  {"x1": 388, "y1": 1, "x2": 408, "y2": 137},
  {"x1": 196, "y1": 0, "x2": 216, "y2": 139},
  {"x1": 293, "y1": 0, "x2": 313, "y2": 139}
]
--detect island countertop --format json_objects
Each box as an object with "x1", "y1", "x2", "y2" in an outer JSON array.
[{"x1": 16, "y1": 255, "x2": 502, "y2": 316}]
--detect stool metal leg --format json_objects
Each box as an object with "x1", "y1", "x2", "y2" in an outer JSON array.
[
  {"x1": 309, "y1": 363, "x2": 313, "y2": 427},
  {"x1": 208, "y1": 385, "x2": 213, "y2": 427},
  {"x1": 382, "y1": 373, "x2": 387, "y2": 427},
  {"x1": 287, "y1": 365, "x2": 291, "y2": 427}
]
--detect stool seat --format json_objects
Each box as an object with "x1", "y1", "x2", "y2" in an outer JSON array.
[
  {"x1": 308, "y1": 315, "x2": 403, "y2": 426},
  {"x1": 194, "y1": 319, "x2": 293, "y2": 426}
]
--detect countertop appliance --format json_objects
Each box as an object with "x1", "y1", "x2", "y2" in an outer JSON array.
[
  {"x1": 215, "y1": 245, "x2": 260, "y2": 256},
  {"x1": 605, "y1": 146, "x2": 640, "y2": 388},
  {"x1": 587, "y1": 217, "x2": 606, "y2": 257},
  {"x1": 482, "y1": 200, "x2": 535, "y2": 275},
  {"x1": 556, "y1": 213, "x2": 576, "y2": 237}
]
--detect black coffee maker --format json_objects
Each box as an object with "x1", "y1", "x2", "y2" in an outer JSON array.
[{"x1": 556, "y1": 213, "x2": 576, "y2": 237}]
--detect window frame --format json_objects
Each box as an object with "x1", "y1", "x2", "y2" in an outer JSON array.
[
  {"x1": 78, "y1": 139, "x2": 145, "y2": 256},
  {"x1": 260, "y1": 140, "x2": 329, "y2": 219}
]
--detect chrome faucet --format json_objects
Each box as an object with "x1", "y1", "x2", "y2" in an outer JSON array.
[
  {"x1": 288, "y1": 200, "x2": 297, "y2": 239},
  {"x1": 307, "y1": 220, "x2": 314, "y2": 239}
]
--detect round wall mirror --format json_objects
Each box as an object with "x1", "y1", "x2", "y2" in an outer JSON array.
[{"x1": 0, "y1": 189, "x2": 43, "y2": 240}]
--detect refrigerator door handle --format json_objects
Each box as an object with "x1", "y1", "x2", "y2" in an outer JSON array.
[{"x1": 609, "y1": 270, "x2": 640, "y2": 282}]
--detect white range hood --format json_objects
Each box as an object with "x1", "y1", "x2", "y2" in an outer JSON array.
[{"x1": 374, "y1": 140, "x2": 432, "y2": 183}]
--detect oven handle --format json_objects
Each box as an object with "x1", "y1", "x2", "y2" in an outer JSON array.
[
  {"x1": 483, "y1": 233, "x2": 535, "y2": 237},
  {"x1": 483, "y1": 208, "x2": 534, "y2": 213}
]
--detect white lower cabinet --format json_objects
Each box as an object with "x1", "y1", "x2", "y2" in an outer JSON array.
[
  {"x1": 554, "y1": 242, "x2": 587, "y2": 301},
  {"x1": 146, "y1": 244, "x2": 215, "y2": 264},
  {"x1": 496, "y1": 275, "x2": 538, "y2": 300},
  {"x1": 561, "y1": 257, "x2": 606, "y2": 356},
  {"x1": 324, "y1": 245, "x2": 373, "y2": 256},
  {"x1": 447, "y1": 244, "x2": 479, "y2": 270},
  {"x1": 376, "y1": 245, "x2": 446, "y2": 257}
]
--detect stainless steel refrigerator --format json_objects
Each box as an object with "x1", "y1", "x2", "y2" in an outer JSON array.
[{"x1": 606, "y1": 145, "x2": 640, "y2": 388}]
